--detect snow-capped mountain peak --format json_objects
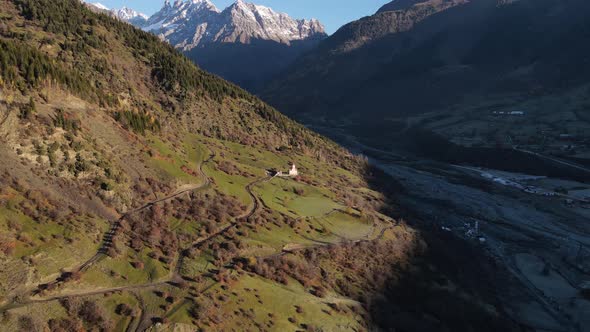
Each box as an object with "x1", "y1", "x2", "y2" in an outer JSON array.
[
  {"x1": 218, "y1": 0, "x2": 325, "y2": 45},
  {"x1": 81, "y1": 1, "x2": 148, "y2": 25},
  {"x1": 141, "y1": 0, "x2": 326, "y2": 50},
  {"x1": 142, "y1": 0, "x2": 220, "y2": 37},
  {"x1": 82, "y1": 1, "x2": 109, "y2": 12},
  {"x1": 113, "y1": 7, "x2": 149, "y2": 21},
  {"x1": 89, "y1": 2, "x2": 108, "y2": 11},
  {"x1": 109, "y1": 6, "x2": 149, "y2": 26}
]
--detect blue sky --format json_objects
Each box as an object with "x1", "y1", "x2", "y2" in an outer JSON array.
[{"x1": 94, "y1": 0, "x2": 391, "y2": 34}]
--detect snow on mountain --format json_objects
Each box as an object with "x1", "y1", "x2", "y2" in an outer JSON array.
[
  {"x1": 214, "y1": 0, "x2": 325, "y2": 44},
  {"x1": 90, "y1": 2, "x2": 109, "y2": 10},
  {"x1": 81, "y1": 1, "x2": 148, "y2": 26},
  {"x1": 143, "y1": 0, "x2": 220, "y2": 42},
  {"x1": 83, "y1": 1, "x2": 109, "y2": 12},
  {"x1": 141, "y1": 0, "x2": 326, "y2": 51},
  {"x1": 110, "y1": 7, "x2": 149, "y2": 26},
  {"x1": 81, "y1": 0, "x2": 325, "y2": 50}
]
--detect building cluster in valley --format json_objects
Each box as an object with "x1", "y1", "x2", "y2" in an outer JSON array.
[
  {"x1": 437, "y1": 105, "x2": 590, "y2": 158},
  {"x1": 494, "y1": 110, "x2": 590, "y2": 157},
  {"x1": 441, "y1": 219, "x2": 487, "y2": 244},
  {"x1": 460, "y1": 166, "x2": 590, "y2": 208},
  {"x1": 492, "y1": 110, "x2": 526, "y2": 116}
]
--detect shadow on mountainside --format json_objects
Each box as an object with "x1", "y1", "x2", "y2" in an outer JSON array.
[
  {"x1": 362, "y1": 165, "x2": 529, "y2": 332},
  {"x1": 185, "y1": 38, "x2": 322, "y2": 93}
]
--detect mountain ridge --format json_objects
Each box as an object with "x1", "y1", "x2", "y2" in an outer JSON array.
[
  {"x1": 377, "y1": 0, "x2": 434, "y2": 13},
  {"x1": 118, "y1": 0, "x2": 327, "y2": 49},
  {"x1": 83, "y1": 1, "x2": 149, "y2": 25},
  {"x1": 262, "y1": 0, "x2": 590, "y2": 124},
  {"x1": 320, "y1": 0, "x2": 468, "y2": 54},
  {"x1": 111, "y1": 6, "x2": 149, "y2": 26}
]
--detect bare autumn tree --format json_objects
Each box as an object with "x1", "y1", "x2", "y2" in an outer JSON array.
[
  {"x1": 151, "y1": 204, "x2": 165, "y2": 223},
  {"x1": 48, "y1": 318, "x2": 84, "y2": 332},
  {"x1": 18, "y1": 316, "x2": 40, "y2": 332}
]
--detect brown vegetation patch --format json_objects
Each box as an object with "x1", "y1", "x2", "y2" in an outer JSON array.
[
  {"x1": 0, "y1": 236, "x2": 17, "y2": 255},
  {"x1": 245, "y1": 227, "x2": 419, "y2": 301},
  {"x1": 151, "y1": 151, "x2": 175, "y2": 164},
  {"x1": 181, "y1": 165, "x2": 199, "y2": 177}
]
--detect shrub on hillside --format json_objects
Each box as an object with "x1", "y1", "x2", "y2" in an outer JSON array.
[
  {"x1": 113, "y1": 111, "x2": 160, "y2": 135},
  {"x1": 17, "y1": 316, "x2": 39, "y2": 332},
  {"x1": 293, "y1": 187, "x2": 305, "y2": 196},
  {"x1": 115, "y1": 303, "x2": 134, "y2": 316},
  {"x1": 78, "y1": 300, "x2": 112, "y2": 330},
  {"x1": 52, "y1": 109, "x2": 81, "y2": 133},
  {"x1": 0, "y1": 235, "x2": 16, "y2": 255},
  {"x1": 48, "y1": 318, "x2": 83, "y2": 332}
]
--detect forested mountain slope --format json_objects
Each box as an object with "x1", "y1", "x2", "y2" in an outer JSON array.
[
  {"x1": 263, "y1": 0, "x2": 590, "y2": 129},
  {"x1": 0, "y1": 1, "x2": 519, "y2": 331}
]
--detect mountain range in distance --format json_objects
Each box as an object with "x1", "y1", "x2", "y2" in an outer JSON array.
[{"x1": 84, "y1": 0, "x2": 327, "y2": 91}]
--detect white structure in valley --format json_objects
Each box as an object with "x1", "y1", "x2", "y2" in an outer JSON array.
[
  {"x1": 288, "y1": 163, "x2": 298, "y2": 177},
  {"x1": 269, "y1": 163, "x2": 299, "y2": 178}
]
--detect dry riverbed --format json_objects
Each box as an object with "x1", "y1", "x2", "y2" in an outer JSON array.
[{"x1": 378, "y1": 159, "x2": 590, "y2": 332}]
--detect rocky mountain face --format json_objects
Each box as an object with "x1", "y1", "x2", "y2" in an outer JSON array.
[
  {"x1": 83, "y1": 1, "x2": 109, "y2": 12},
  {"x1": 83, "y1": 2, "x2": 149, "y2": 25},
  {"x1": 139, "y1": 0, "x2": 327, "y2": 90},
  {"x1": 377, "y1": 0, "x2": 433, "y2": 13},
  {"x1": 110, "y1": 6, "x2": 149, "y2": 26},
  {"x1": 141, "y1": 0, "x2": 221, "y2": 46},
  {"x1": 262, "y1": 0, "x2": 590, "y2": 131},
  {"x1": 144, "y1": 0, "x2": 325, "y2": 50},
  {"x1": 319, "y1": 0, "x2": 468, "y2": 54}
]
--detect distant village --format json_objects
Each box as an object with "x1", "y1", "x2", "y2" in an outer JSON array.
[
  {"x1": 448, "y1": 108, "x2": 590, "y2": 159},
  {"x1": 475, "y1": 168, "x2": 590, "y2": 207},
  {"x1": 491, "y1": 110, "x2": 526, "y2": 116}
]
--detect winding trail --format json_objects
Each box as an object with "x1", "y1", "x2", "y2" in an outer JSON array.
[
  {"x1": 0, "y1": 213, "x2": 398, "y2": 318},
  {"x1": 27, "y1": 152, "x2": 216, "y2": 296},
  {"x1": 0, "y1": 146, "x2": 396, "y2": 331},
  {"x1": 126, "y1": 292, "x2": 143, "y2": 332},
  {"x1": 0, "y1": 148, "x2": 273, "y2": 314},
  {"x1": 280, "y1": 225, "x2": 397, "y2": 256},
  {"x1": 1, "y1": 281, "x2": 169, "y2": 312},
  {"x1": 261, "y1": 209, "x2": 399, "y2": 260},
  {"x1": 174, "y1": 175, "x2": 270, "y2": 276}
]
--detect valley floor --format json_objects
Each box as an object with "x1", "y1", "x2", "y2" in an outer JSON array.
[
  {"x1": 309, "y1": 123, "x2": 590, "y2": 331},
  {"x1": 376, "y1": 157, "x2": 590, "y2": 332}
]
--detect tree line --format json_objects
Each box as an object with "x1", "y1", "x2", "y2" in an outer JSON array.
[{"x1": 113, "y1": 111, "x2": 160, "y2": 135}]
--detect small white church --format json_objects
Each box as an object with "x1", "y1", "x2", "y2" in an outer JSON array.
[
  {"x1": 288, "y1": 163, "x2": 298, "y2": 177},
  {"x1": 270, "y1": 163, "x2": 299, "y2": 178}
]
